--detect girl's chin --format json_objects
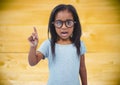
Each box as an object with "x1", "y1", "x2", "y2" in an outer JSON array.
[{"x1": 59, "y1": 36, "x2": 70, "y2": 40}]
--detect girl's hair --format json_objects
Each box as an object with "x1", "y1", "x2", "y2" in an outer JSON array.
[{"x1": 48, "y1": 4, "x2": 82, "y2": 56}]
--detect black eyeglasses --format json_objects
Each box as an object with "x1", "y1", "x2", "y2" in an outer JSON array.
[{"x1": 52, "y1": 19, "x2": 76, "y2": 28}]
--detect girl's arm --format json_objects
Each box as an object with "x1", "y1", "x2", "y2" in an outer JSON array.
[
  {"x1": 28, "y1": 46, "x2": 43, "y2": 66},
  {"x1": 28, "y1": 27, "x2": 44, "y2": 66},
  {"x1": 79, "y1": 54, "x2": 87, "y2": 85}
]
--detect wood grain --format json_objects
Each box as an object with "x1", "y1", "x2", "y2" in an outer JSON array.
[{"x1": 0, "y1": 0, "x2": 120, "y2": 85}]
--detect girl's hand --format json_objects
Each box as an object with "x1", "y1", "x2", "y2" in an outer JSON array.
[{"x1": 28, "y1": 27, "x2": 39, "y2": 47}]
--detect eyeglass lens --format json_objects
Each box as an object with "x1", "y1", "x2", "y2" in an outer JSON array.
[{"x1": 54, "y1": 20, "x2": 75, "y2": 28}]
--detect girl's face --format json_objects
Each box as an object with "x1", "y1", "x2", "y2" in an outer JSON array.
[{"x1": 54, "y1": 10, "x2": 74, "y2": 41}]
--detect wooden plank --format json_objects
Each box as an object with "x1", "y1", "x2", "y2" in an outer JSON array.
[
  {"x1": 0, "y1": 25, "x2": 120, "y2": 52},
  {"x1": 0, "y1": 52, "x2": 48, "y2": 85},
  {"x1": 0, "y1": 53, "x2": 119, "y2": 85},
  {"x1": 0, "y1": 26, "x2": 48, "y2": 52}
]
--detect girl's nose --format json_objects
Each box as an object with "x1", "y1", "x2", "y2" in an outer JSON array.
[{"x1": 61, "y1": 23, "x2": 67, "y2": 29}]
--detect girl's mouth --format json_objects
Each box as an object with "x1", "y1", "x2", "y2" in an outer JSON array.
[{"x1": 61, "y1": 32, "x2": 68, "y2": 37}]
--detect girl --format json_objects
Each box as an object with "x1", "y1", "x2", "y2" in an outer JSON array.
[{"x1": 28, "y1": 4, "x2": 87, "y2": 85}]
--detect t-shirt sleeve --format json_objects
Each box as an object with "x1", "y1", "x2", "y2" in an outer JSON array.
[
  {"x1": 37, "y1": 40, "x2": 50, "y2": 59},
  {"x1": 80, "y1": 41, "x2": 87, "y2": 55}
]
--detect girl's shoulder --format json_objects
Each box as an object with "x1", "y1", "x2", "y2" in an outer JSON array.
[
  {"x1": 41, "y1": 39, "x2": 51, "y2": 46},
  {"x1": 43, "y1": 39, "x2": 51, "y2": 43},
  {"x1": 80, "y1": 40, "x2": 85, "y2": 46}
]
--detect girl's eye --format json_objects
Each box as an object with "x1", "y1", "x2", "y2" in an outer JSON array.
[
  {"x1": 66, "y1": 20, "x2": 74, "y2": 26},
  {"x1": 56, "y1": 21, "x2": 62, "y2": 25},
  {"x1": 55, "y1": 21, "x2": 62, "y2": 27}
]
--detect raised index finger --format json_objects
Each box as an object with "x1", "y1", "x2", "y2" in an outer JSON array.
[{"x1": 33, "y1": 27, "x2": 38, "y2": 34}]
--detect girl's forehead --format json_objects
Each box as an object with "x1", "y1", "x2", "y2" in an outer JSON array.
[{"x1": 55, "y1": 10, "x2": 73, "y2": 20}]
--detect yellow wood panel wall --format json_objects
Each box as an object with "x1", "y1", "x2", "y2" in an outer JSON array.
[{"x1": 0, "y1": 0, "x2": 120, "y2": 85}]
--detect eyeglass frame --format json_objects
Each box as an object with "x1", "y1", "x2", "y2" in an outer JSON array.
[{"x1": 52, "y1": 19, "x2": 76, "y2": 28}]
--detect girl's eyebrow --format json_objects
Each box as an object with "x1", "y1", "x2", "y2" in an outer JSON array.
[{"x1": 55, "y1": 19, "x2": 74, "y2": 21}]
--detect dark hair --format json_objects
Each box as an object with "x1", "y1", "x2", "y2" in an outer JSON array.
[{"x1": 48, "y1": 4, "x2": 82, "y2": 56}]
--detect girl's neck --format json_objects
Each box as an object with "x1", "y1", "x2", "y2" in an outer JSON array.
[{"x1": 56, "y1": 38, "x2": 72, "y2": 45}]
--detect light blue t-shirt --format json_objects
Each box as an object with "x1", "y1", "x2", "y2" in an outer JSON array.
[{"x1": 37, "y1": 39, "x2": 86, "y2": 85}]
